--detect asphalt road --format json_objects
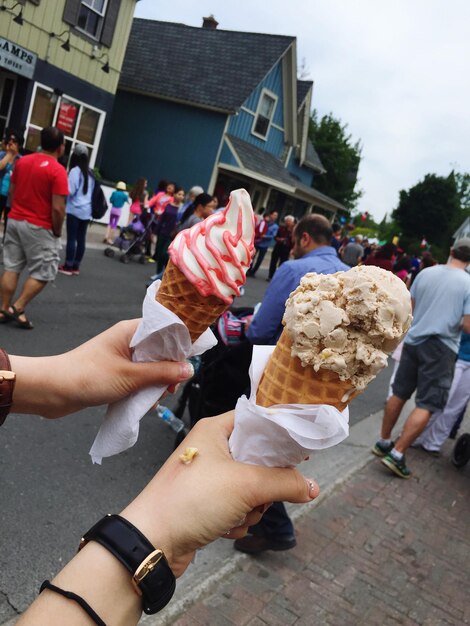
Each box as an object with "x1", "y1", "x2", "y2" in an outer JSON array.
[{"x1": 0, "y1": 246, "x2": 392, "y2": 621}]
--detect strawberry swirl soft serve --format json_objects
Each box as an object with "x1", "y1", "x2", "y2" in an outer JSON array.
[{"x1": 168, "y1": 188, "x2": 255, "y2": 304}]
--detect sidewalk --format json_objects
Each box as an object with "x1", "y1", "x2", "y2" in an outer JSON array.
[{"x1": 147, "y1": 406, "x2": 470, "y2": 626}]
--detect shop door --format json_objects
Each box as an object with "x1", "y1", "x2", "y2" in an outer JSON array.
[{"x1": 0, "y1": 72, "x2": 16, "y2": 139}]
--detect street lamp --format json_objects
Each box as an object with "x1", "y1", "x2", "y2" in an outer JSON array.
[
  {"x1": 49, "y1": 29, "x2": 72, "y2": 53},
  {"x1": 91, "y1": 49, "x2": 110, "y2": 74}
]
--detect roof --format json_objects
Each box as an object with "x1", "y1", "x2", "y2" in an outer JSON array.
[
  {"x1": 297, "y1": 80, "x2": 312, "y2": 109},
  {"x1": 453, "y1": 216, "x2": 470, "y2": 239},
  {"x1": 120, "y1": 19, "x2": 295, "y2": 113},
  {"x1": 225, "y1": 135, "x2": 345, "y2": 211},
  {"x1": 305, "y1": 140, "x2": 325, "y2": 173}
]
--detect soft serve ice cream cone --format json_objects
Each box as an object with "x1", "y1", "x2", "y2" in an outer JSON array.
[
  {"x1": 256, "y1": 266, "x2": 412, "y2": 411},
  {"x1": 156, "y1": 189, "x2": 255, "y2": 342}
]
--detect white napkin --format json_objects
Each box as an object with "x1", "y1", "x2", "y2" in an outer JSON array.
[
  {"x1": 229, "y1": 345, "x2": 349, "y2": 467},
  {"x1": 90, "y1": 281, "x2": 217, "y2": 464}
]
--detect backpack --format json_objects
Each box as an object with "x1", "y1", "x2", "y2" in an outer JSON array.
[{"x1": 90, "y1": 174, "x2": 108, "y2": 219}]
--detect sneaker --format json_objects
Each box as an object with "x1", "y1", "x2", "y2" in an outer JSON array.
[
  {"x1": 381, "y1": 453, "x2": 411, "y2": 479},
  {"x1": 372, "y1": 440, "x2": 394, "y2": 457},
  {"x1": 71, "y1": 269, "x2": 80, "y2": 276},
  {"x1": 58, "y1": 265, "x2": 73, "y2": 276}
]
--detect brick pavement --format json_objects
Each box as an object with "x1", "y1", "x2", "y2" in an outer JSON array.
[{"x1": 172, "y1": 444, "x2": 469, "y2": 626}]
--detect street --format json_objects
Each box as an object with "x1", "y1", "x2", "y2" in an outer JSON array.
[{"x1": 0, "y1": 240, "x2": 392, "y2": 621}]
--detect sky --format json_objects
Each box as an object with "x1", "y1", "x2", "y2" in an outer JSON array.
[{"x1": 134, "y1": 0, "x2": 470, "y2": 221}]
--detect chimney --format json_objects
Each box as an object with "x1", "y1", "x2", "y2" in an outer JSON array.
[{"x1": 202, "y1": 15, "x2": 218, "y2": 29}]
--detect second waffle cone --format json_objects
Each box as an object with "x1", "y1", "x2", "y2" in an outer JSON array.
[
  {"x1": 156, "y1": 260, "x2": 228, "y2": 342},
  {"x1": 256, "y1": 329, "x2": 360, "y2": 411}
]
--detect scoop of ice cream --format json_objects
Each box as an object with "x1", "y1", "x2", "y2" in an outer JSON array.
[
  {"x1": 169, "y1": 188, "x2": 255, "y2": 304},
  {"x1": 283, "y1": 265, "x2": 412, "y2": 390}
]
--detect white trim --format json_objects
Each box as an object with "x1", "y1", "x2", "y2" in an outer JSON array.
[
  {"x1": 218, "y1": 163, "x2": 343, "y2": 212},
  {"x1": 251, "y1": 88, "x2": 278, "y2": 141},
  {"x1": 25, "y1": 82, "x2": 106, "y2": 167},
  {"x1": 219, "y1": 162, "x2": 296, "y2": 194},
  {"x1": 240, "y1": 105, "x2": 255, "y2": 116},
  {"x1": 208, "y1": 116, "x2": 230, "y2": 194},
  {"x1": 240, "y1": 105, "x2": 283, "y2": 132},
  {"x1": 284, "y1": 145, "x2": 293, "y2": 167},
  {"x1": 223, "y1": 136, "x2": 244, "y2": 169}
]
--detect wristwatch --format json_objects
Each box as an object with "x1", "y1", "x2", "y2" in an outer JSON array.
[
  {"x1": 0, "y1": 349, "x2": 16, "y2": 426},
  {"x1": 79, "y1": 514, "x2": 176, "y2": 614}
]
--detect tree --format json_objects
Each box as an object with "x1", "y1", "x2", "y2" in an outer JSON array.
[
  {"x1": 392, "y1": 173, "x2": 460, "y2": 253},
  {"x1": 309, "y1": 110, "x2": 363, "y2": 211}
]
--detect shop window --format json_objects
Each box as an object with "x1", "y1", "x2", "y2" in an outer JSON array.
[
  {"x1": 25, "y1": 127, "x2": 41, "y2": 153},
  {"x1": 30, "y1": 87, "x2": 56, "y2": 128},
  {"x1": 77, "y1": 107, "x2": 99, "y2": 144},
  {"x1": 252, "y1": 90, "x2": 277, "y2": 140},
  {"x1": 25, "y1": 84, "x2": 104, "y2": 166}
]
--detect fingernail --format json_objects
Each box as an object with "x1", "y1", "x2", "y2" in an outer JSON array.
[
  {"x1": 179, "y1": 361, "x2": 194, "y2": 380},
  {"x1": 306, "y1": 479, "x2": 318, "y2": 499}
]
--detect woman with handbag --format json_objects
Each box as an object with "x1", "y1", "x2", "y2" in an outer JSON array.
[{"x1": 58, "y1": 145, "x2": 94, "y2": 276}]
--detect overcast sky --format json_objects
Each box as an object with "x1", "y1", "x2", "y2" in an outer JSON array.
[{"x1": 135, "y1": 1, "x2": 469, "y2": 221}]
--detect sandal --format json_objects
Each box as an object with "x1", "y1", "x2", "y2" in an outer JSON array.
[
  {"x1": 9, "y1": 305, "x2": 33, "y2": 330},
  {"x1": 0, "y1": 310, "x2": 13, "y2": 323}
]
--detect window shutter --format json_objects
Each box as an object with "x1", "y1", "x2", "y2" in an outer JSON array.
[
  {"x1": 100, "y1": 0, "x2": 122, "y2": 48},
  {"x1": 63, "y1": 0, "x2": 81, "y2": 26}
]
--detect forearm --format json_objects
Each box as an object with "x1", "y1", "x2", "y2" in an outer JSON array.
[
  {"x1": 17, "y1": 542, "x2": 142, "y2": 626},
  {"x1": 51, "y1": 208, "x2": 65, "y2": 237},
  {"x1": 9, "y1": 354, "x2": 73, "y2": 418}
]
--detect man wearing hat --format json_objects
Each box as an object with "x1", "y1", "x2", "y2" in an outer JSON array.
[
  {"x1": 0, "y1": 127, "x2": 68, "y2": 329},
  {"x1": 373, "y1": 238, "x2": 470, "y2": 478}
]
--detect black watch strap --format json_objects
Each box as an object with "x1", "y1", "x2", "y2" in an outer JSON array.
[{"x1": 79, "y1": 514, "x2": 176, "y2": 614}]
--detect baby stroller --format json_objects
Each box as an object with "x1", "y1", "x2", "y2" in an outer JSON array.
[
  {"x1": 172, "y1": 306, "x2": 254, "y2": 448},
  {"x1": 104, "y1": 213, "x2": 155, "y2": 264}
]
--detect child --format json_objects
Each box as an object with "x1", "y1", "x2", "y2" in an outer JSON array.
[{"x1": 104, "y1": 181, "x2": 129, "y2": 244}]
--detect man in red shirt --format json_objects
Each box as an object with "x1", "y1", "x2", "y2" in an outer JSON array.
[{"x1": 0, "y1": 127, "x2": 68, "y2": 329}]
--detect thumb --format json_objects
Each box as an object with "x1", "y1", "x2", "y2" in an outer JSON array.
[
  {"x1": 243, "y1": 465, "x2": 320, "y2": 507},
  {"x1": 129, "y1": 359, "x2": 194, "y2": 390}
]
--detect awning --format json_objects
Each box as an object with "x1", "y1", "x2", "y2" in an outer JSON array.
[{"x1": 220, "y1": 134, "x2": 346, "y2": 215}]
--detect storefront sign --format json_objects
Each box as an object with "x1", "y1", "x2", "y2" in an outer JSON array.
[
  {"x1": 0, "y1": 37, "x2": 37, "y2": 80},
  {"x1": 57, "y1": 102, "x2": 78, "y2": 135}
]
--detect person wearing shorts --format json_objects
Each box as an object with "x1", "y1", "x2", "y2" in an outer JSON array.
[
  {"x1": 0, "y1": 127, "x2": 68, "y2": 329},
  {"x1": 373, "y1": 238, "x2": 470, "y2": 478}
]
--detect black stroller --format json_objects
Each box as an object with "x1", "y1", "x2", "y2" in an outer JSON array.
[
  {"x1": 104, "y1": 212, "x2": 155, "y2": 264},
  {"x1": 172, "y1": 306, "x2": 254, "y2": 448}
]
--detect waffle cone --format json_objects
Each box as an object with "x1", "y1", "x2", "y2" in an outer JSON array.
[
  {"x1": 156, "y1": 260, "x2": 229, "y2": 342},
  {"x1": 256, "y1": 329, "x2": 361, "y2": 411}
]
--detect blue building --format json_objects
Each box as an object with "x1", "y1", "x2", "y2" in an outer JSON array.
[{"x1": 102, "y1": 16, "x2": 345, "y2": 219}]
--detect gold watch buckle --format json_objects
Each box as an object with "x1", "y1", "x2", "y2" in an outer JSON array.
[
  {"x1": 0, "y1": 370, "x2": 15, "y2": 382},
  {"x1": 132, "y1": 549, "x2": 164, "y2": 596}
]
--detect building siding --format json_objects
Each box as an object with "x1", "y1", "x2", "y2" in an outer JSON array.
[
  {"x1": 101, "y1": 91, "x2": 227, "y2": 190},
  {"x1": 219, "y1": 141, "x2": 239, "y2": 167},
  {"x1": 286, "y1": 151, "x2": 314, "y2": 186},
  {"x1": 227, "y1": 60, "x2": 285, "y2": 159},
  {"x1": 0, "y1": 0, "x2": 136, "y2": 94}
]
